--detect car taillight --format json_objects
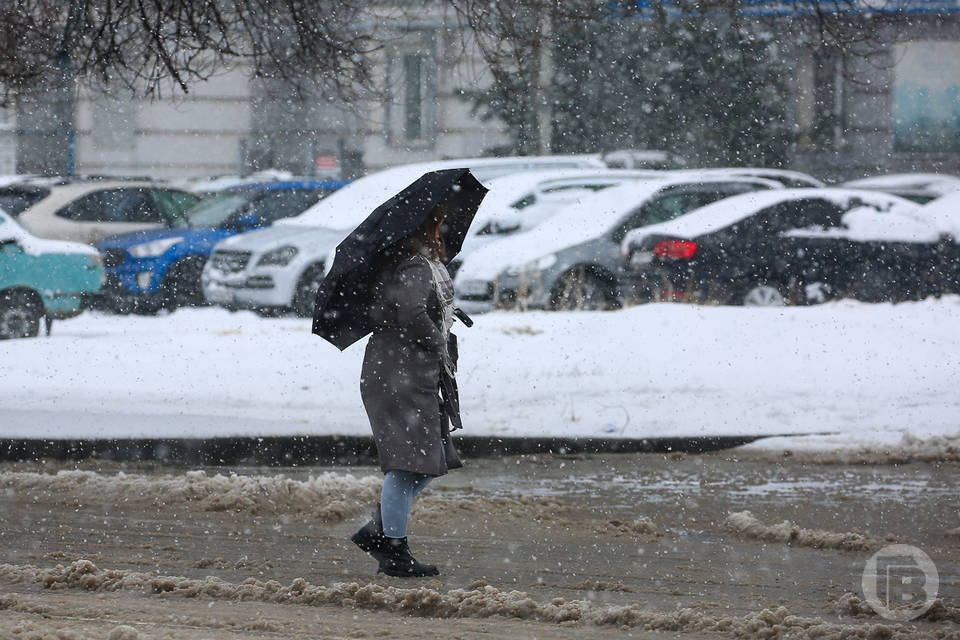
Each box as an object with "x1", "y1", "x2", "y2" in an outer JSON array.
[{"x1": 653, "y1": 240, "x2": 698, "y2": 260}]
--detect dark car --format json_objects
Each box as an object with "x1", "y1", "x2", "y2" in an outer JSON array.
[
  {"x1": 621, "y1": 188, "x2": 955, "y2": 306},
  {"x1": 94, "y1": 180, "x2": 346, "y2": 313}
]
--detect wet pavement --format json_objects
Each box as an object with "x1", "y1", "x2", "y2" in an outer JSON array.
[{"x1": 0, "y1": 451, "x2": 957, "y2": 639}]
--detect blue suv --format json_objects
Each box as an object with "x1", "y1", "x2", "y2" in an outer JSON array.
[{"x1": 94, "y1": 180, "x2": 346, "y2": 313}]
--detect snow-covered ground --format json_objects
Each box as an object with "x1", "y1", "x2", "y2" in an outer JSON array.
[{"x1": 2, "y1": 298, "x2": 959, "y2": 452}]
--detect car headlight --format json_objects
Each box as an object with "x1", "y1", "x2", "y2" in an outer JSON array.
[
  {"x1": 514, "y1": 253, "x2": 557, "y2": 278},
  {"x1": 129, "y1": 237, "x2": 182, "y2": 258},
  {"x1": 534, "y1": 253, "x2": 557, "y2": 270},
  {"x1": 257, "y1": 245, "x2": 299, "y2": 267}
]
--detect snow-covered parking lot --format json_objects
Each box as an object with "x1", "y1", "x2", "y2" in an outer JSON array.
[{"x1": 3, "y1": 297, "x2": 959, "y2": 453}]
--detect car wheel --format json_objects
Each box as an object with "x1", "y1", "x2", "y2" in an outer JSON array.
[
  {"x1": 550, "y1": 266, "x2": 615, "y2": 311},
  {"x1": 162, "y1": 258, "x2": 206, "y2": 310},
  {"x1": 293, "y1": 263, "x2": 325, "y2": 318},
  {"x1": 741, "y1": 283, "x2": 786, "y2": 307},
  {"x1": 0, "y1": 290, "x2": 42, "y2": 339}
]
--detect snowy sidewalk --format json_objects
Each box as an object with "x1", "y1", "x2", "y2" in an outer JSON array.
[{"x1": 2, "y1": 299, "x2": 959, "y2": 452}]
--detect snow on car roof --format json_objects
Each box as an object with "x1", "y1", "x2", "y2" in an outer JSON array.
[
  {"x1": 621, "y1": 188, "x2": 933, "y2": 251},
  {"x1": 0, "y1": 175, "x2": 38, "y2": 188},
  {"x1": 278, "y1": 156, "x2": 608, "y2": 230},
  {"x1": 671, "y1": 167, "x2": 824, "y2": 187},
  {"x1": 474, "y1": 169, "x2": 665, "y2": 229},
  {"x1": 454, "y1": 175, "x2": 778, "y2": 282},
  {"x1": 454, "y1": 179, "x2": 672, "y2": 281},
  {"x1": 842, "y1": 173, "x2": 960, "y2": 196},
  {"x1": 919, "y1": 191, "x2": 960, "y2": 238},
  {"x1": 0, "y1": 209, "x2": 98, "y2": 256}
]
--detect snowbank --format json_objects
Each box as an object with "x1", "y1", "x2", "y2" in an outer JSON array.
[
  {"x1": 1, "y1": 470, "x2": 380, "y2": 521},
  {"x1": 735, "y1": 431, "x2": 960, "y2": 463},
  {"x1": 2, "y1": 298, "x2": 959, "y2": 453},
  {"x1": 1, "y1": 560, "x2": 954, "y2": 638},
  {"x1": 723, "y1": 511, "x2": 889, "y2": 552}
]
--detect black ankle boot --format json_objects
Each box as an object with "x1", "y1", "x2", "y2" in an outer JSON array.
[
  {"x1": 351, "y1": 504, "x2": 388, "y2": 554},
  {"x1": 376, "y1": 537, "x2": 439, "y2": 578}
]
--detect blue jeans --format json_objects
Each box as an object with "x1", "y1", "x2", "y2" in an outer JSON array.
[{"x1": 380, "y1": 470, "x2": 432, "y2": 538}]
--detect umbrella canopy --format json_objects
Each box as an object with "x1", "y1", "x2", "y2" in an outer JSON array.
[{"x1": 312, "y1": 168, "x2": 488, "y2": 350}]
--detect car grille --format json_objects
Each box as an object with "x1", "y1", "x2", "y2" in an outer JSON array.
[
  {"x1": 100, "y1": 249, "x2": 127, "y2": 269},
  {"x1": 211, "y1": 250, "x2": 251, "y2": 273}
]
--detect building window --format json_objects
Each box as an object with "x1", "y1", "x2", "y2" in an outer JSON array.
[
  {"x1": 796, "y1": 49, "x2": 844, "y2": 149},
  {"x1": 893, "y1": 41, "x2": 960, "y2": 153},
  {"x1": 812, "y1": 49, "x2": 844, "y2": 148},
  {"x1": 403, "y1": 54, "x2": 426, "y2": 140},
  {"x1": 386, "y1": 36, "x2": 436, "y2": 147}
]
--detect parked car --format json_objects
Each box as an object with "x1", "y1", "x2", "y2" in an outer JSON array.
[
  {"x1": 918, "y1": 192, "x2": 960, "y2": 294},
  {"x1": 841, "y1": 173, "x2": 960, "y2": 204},
  {"x1": 452, "y1": 169, "x2": 666, "y2": 275},
  {"x1": 675, "y1": 168, "x2": 824, "y2": 188},
  {"x1": 600, "y1": 149, "x2": 686, "y2": 169},
  {"x1": 0, "y1": 178, "x2": 201, "y2": 244},
  {"x1": 453, "y1": 174, "x2": 782, "y2": 312},
  {"x1": 620, "y1": 188, "x2": 949, "y2": 306},
  {"x1": 0, "y1": 209, "x2": 103, "y2": 339},
  {"x1": 93, "y1": 180, "x2": 345, "y2": 313},
  {"x1": 202, "y1": 156, "x2": 612, "y2": 317}
]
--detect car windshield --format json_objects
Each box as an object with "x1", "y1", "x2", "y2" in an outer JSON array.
[
  {"x1": 0, "y1": 186, "x2": 50, "y2": 216},
  {"x1": 179, "y1": 193, "x2": 254, "y2": 228}
]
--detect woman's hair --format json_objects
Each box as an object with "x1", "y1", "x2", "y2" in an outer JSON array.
[
  {"x1": 369, "y1": 205, "x2": 448, "y2": 277},
  {"x1": 395, "y1": 205, "x2": 447, "y2": 263}
]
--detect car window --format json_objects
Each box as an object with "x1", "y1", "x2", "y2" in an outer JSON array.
[
  {"x1": 57, "y1": 188, "x2": 164, "y2": 223},
  {"x1": 183, "y1": 194, "x2": 254, "y2": 227},
  {"x1": 246, "y1": 189, "x2": 325, "y2": 224},
  {"x1": 611, "y1": 183, "x2": 763, "y2": 243},
  {"x1": 509, "y1": 194, "x2": 537, "y2": 210},
  {"x1": 0, "y1": 186, "x2": 50, "y2": 216},
  {"x1": 611, "y1": 188, "x2": 695, "y2": 243},
  {"x1": 152, "y1": 189, "x2": 201, "y2": 223},
  {"x1": 772, "y1": 199, "x2": 847, "y2": 231},
  {"x1": 640, "y1": 193, "x2": 707, "y2": 226}
]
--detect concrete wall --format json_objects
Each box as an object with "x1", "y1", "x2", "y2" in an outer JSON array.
[
  {"x1": 72, "y1": 68, "x2": 252, "y2": 180},
  {"x1": 789, "y1": 16, "x2": 960, "y2": 182},
  {"x1": 248, "y1": 5, "x2": 511, "y2": 177}
]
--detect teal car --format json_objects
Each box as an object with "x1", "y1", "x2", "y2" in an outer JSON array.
[{"x1": 0, "y1": 209, "x2": 104, "y2": 339}]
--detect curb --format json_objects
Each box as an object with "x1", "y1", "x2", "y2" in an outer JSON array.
[{"x1": 0, "y1": 435, "x2": 766, "y2": 466}]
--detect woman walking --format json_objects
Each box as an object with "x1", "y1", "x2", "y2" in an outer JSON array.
[
  {"x1": 350, "y1": 208, "x2": 461, "y2": 577},
  {"x1": 311, "y1": 169, "x2": 487, "y2": 578}
]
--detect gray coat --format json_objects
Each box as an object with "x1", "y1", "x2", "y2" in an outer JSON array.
[{"x1": 361, "y1": 254, "x2": 463, "y2": 477}]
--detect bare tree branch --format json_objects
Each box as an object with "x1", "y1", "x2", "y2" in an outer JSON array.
[{"x1": 0, "y1": 0, "x2": 382, "y2": 105}]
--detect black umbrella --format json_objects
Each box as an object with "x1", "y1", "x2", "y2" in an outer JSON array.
[{"x1": 311, "y1": 168, "x2": 488, "y2": 350}]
